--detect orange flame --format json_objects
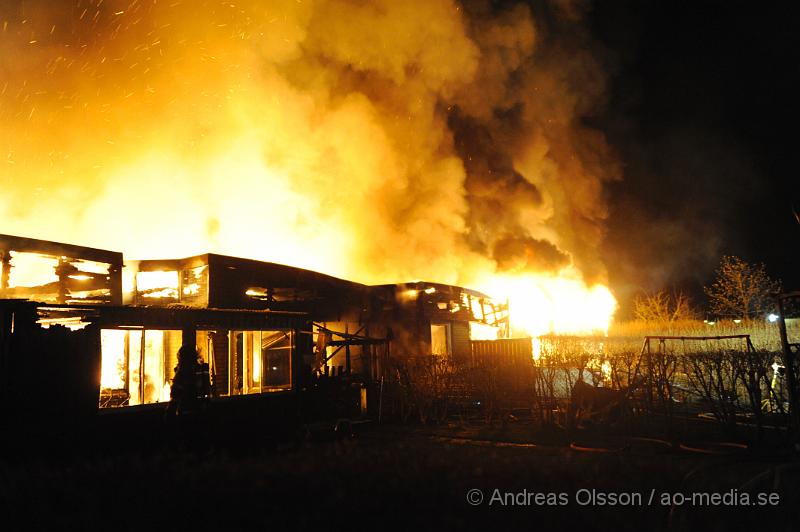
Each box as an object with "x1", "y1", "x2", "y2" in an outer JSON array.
[{"x1": 1, "y1": 1, "x2": 618, "y2": 335}]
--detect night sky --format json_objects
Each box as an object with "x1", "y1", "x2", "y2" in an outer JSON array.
[{"x1": 589, "y1": 1, "x2": 799, "y2": 316}]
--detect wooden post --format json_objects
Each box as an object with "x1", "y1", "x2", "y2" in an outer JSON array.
[
  {"x1": 139, "y1": 328, "x2": 146, "y2": 402},
  {"x1": 0, "y1": 250, "x2": 9, "y2": 292},
  {"x1": 777, "y1": 295, "x2": 800, "y2": 448},
  {"x1": 345, "y1": 324, "x2": 351, "y2": 377},
  {"x1": 646, "y1": 338, "x2": 653, "y2": 410},
  {"x1": 56, "y1": 257, "x2": 69, "y2": 304},
  {"x1": 182, "y1": 328, "x2": 195, "y2": 349},
  {"x1": 124, "y1": 332, "x2": 130, "y2": 406},
  {"x1": 290, "y1": 328, "x2": 300, "y2": 394}
]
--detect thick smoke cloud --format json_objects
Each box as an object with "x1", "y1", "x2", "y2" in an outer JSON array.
[{"x1": 0, "y1": 0, "x2": 617, "y2": 289}]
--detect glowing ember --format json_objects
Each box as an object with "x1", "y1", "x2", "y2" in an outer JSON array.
[{"x1": 182, "y1": 283, "x2": 201, "y2": 296}]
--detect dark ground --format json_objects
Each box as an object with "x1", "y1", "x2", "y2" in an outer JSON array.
[{"x1": 1, "y1": 417, "x2": 799, "y2": 532}]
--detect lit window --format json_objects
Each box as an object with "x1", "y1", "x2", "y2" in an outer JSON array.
[
  {"x1": 99, "y1": 328, "x2": 181, "y2": 408},
  {"x1": 431, "y1": 324, "x2": 450, "y2": 357},
  {"x1": 136, "y1": 271, "x2": 179, "y2": 300},
  {"x1": 262, "y1": 331, "x2": 292, "y2": 390},
  {"x1": 469, "y1": 321, "x2": 498, "y2": 341},
  {"x1": 229, "y1": 330, "x2": 292, "y2": 395}
]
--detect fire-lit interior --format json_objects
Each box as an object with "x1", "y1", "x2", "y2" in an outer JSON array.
[
  {"x1": 1, "y1": 251, "x2": 119, "y2": 305},
  {"x1": 0, "y1": 235, "x2": 123, "y2": 305},
  {"x1": 99, "y1": 328, "x2": 180, "y2": 407},
  {"x1": 228, "y1": 330, "x2": 293, "y2": 394},
  {"x1": 99, "y1": 327, "x2": 293, "y2": 408},
  {"x1": 135, "y1": 270, "x2": 179, "y2": 301}
]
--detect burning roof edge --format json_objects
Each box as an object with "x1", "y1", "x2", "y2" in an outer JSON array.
[
  {"x1": 134, "y1": 252, "x2": 369, "y2": 292},
  {"x1": 371, "y1": 281, "x2": 496, "y2": 301},
  {"x1": 1, "y1": 233, "x2": 498, "y2": 303},
  {"x1": 135, "y1": 254, "x2": 496, "y2": 300},
  {"x1": 10, "y1": 300, "x2": 309, "y2": 331},
  {"x1": 0, "y1": 233, "x2": 123, "y2": 267}
]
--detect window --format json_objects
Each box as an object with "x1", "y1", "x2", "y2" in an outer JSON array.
[
  {"x1": 135, "y1": 270, "x2": 179, "y2": 301},
  {"x1": 430, "y1": 324, "x2": 450, "y2": 357},
  {"x1": 1, "y1": 251, "x2": 116, "y2": 304},
  {"x1": 99, "y1": 329, "x2": 182, "y2": 408},
  {"x1": 262, "y1": 331, "x2": 292, "y2": 390},
  {"x1": 229, "y1": 330, "x2": 292, "y2": 395},
  {"x1": 181, "y1": 265, "x2": 208, "y2": 305},
  {"x1": 195, "y1": 329, "x2": 217, "y2": 393},
  {"x1": 100, "y1": 328, "x2": 292, "y2": 406},
  {"x1": 469, "y1": 321, "x2": 499, "y2": 341}
]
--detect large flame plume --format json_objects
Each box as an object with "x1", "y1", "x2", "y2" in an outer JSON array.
[{"x1": 1, "y1": 0, "x2": 618, "y2": 336}]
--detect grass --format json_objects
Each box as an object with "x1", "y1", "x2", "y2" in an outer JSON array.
[
  {"x1": 608, "y1": 318, "x2": 798, "y2": 352},
  {"x1": 1, "y1": 422, "x2": 797, "y2": 532}
]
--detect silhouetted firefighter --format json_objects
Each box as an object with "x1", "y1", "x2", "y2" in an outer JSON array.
[{"x1": 166, "y1": 345, "x2": 211, "y2": 417}]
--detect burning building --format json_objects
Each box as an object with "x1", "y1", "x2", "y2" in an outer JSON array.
[{"x1": 0, "y1": 233, "x2": 513, "y2": 440}]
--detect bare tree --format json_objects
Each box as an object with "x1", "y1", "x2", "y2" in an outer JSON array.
[
  {"x1": 634, "y1": 289, "x2": 697, "y2": 323},
  {"x1": 704, "y1": 256, "x2": 782, "y2": 319}
]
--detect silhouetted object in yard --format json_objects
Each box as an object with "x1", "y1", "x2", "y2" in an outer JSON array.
[{"x1": 569, "y1": 380, "x2": 634, "y2": 428}]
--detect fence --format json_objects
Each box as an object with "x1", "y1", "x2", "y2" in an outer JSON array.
[{"x1": 381, "y1": 325, "x2": 796, "y2": 439}]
